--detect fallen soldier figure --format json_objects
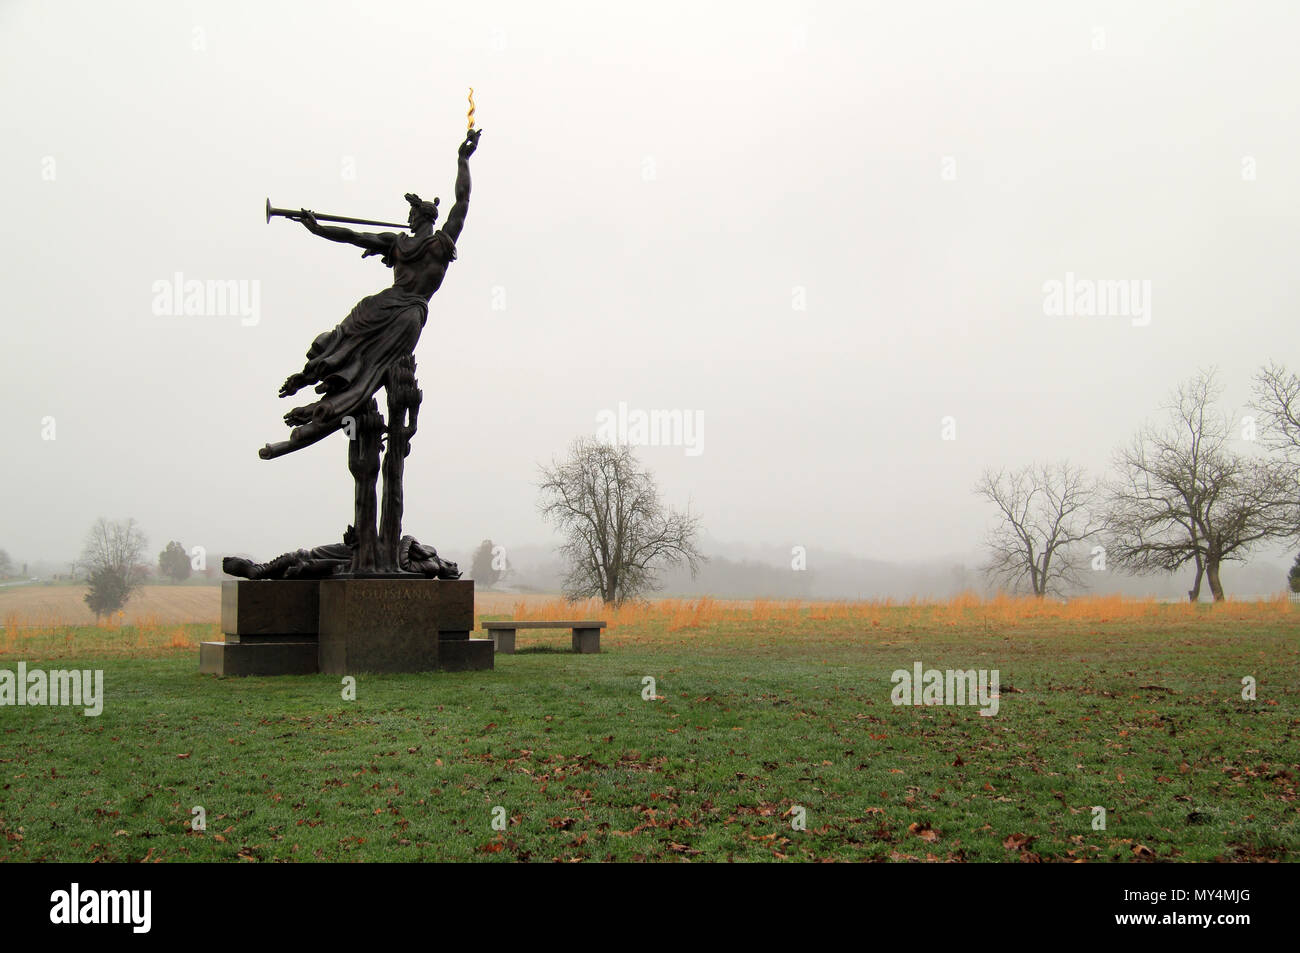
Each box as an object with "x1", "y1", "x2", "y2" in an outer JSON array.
[{"x1": 223, "y1": 530, "x2": 460, "y2": 580}]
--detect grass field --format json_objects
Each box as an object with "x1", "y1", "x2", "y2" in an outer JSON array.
[{"x1": 0, "y1": 595, "x2": 1296, "y2": 862}]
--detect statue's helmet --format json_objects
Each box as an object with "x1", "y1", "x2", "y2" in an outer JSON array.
[{"x1": 405, "y1": 192, "x2": 439, "y2": 225}]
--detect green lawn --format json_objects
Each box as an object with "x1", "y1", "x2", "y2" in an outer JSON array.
[{"x1": 1, "y1": 609, "x2": 1297, "y2": 862}]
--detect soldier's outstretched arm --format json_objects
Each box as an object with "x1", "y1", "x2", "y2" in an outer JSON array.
[{"x1": 441, "y1": 129, "x2": 481, "y2": 244}]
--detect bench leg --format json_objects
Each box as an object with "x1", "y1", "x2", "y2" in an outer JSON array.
[
  {"x1": 572, "y1": 628, "x2": 601, "y2": 654},
  {"x1": 492, "y1": 628, "x2": 516, "y2": 654}
]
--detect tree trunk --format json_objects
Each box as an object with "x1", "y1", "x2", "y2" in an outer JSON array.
[
  {"x1": 348, "y1": 400, "x2": 384, "y2": 574},
  {"x1": 1187, "y1": 555, "x2": 1204, "y2": 602},
  {"x1": 377, "y1": 423, "x2": 405, "y2": 572},
  {"x1": 378, "y1": 359, "x2": 421, "y2": 572},
  {"x1": 1206, "y1": 557, "x2": 1225, "y2": 602}
]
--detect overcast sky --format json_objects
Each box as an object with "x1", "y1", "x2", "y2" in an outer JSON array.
[{"x1": 2, "y1": 0, "x2": 1296, "y2": 571}]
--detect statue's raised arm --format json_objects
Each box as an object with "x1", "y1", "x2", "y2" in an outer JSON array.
[{"x1": 440, "y1": 129, "x2": 481, "y2": 244}]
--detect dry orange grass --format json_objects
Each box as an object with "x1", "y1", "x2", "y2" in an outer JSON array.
[
  {"x1": 0, "y1": 609, "x2": 216, "y2": 659},
  {"x1": 477, "y1": 591, "x2": 1297, "y2": 636},
  {"x1": 469, "y1": 591, "x2": 1294, "y2": 653},
  {"x1": 1, "y1": 588, "x2": 1292, "y2": 659}
]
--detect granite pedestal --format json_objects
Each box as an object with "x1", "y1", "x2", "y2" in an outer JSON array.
[{"x1": 199, "y1": 578, "x2": 493, "y2": 676}]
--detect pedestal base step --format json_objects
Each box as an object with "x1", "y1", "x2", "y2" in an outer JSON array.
[
  {"x1": 437, "y1": 638, "x2": 495, "y2": 672},
  {"x1": 199, "y1": 640, "x2": 319, "y2": 677},
  {"x1": 199, "y1": 636, "x2": 495, "y2": 676}
]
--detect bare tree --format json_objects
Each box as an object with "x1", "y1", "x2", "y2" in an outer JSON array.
[
  {"x1": 78, "y1": 517, "x2": 149, "y2": 618},
  {"x1": 1105, "y1": 370, "x2": 1296, "y2": 601},
  {"x1": 1251, "y1": 362, "x2": 1300, "y2": 546},
  {"x1": 975, "y1": 461, "x2": 1101, "y2": 597},
  {"x1": 1251, "y1": 361, "x2": 1300, "y2": 459},
  {"x1": 539, "y1": 438, "x2": 704, "y2": 605}
]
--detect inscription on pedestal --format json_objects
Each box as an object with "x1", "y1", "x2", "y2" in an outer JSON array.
[{"x1": 318, "y1": 578, "x2": 473, "y2": 674}]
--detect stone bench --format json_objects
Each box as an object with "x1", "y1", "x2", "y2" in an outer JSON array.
[{"x1": 481, "y1": 620, "x2": 607, "y2": 654}]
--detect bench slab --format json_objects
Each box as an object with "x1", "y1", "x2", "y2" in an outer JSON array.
[
  {"x1": 481, "y1": 620, "x2": 607, "y2": 630},
  {"x1": 483, "y1": 620, "x2": 607, "y2": 654}
]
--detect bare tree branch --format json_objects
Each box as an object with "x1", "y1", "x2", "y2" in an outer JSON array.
[
  {"x1": 77, "y1": 517, "x2": 149, "y2": 619},
  {"x1": 538, "y1": 439, "x2": 705, "y2": 605},
  {"x1": 1104, "y1": 369, "x2": 1298, "y2": 601},
  {"x1": 1251, "y1": 361, "x2": 1300, "y2": 459},
  {"x1": 974, "y1": 461, "x2": 1101, "y2": 597}
]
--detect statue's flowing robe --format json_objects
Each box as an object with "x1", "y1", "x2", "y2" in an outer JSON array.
[{"x1": 290, "y1": 231, "x2": 454, "y2": 431}]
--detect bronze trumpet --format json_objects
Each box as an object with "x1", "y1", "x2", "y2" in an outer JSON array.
[{"x1": 265, "y1": 198, "x2": 408, "y2": 230}]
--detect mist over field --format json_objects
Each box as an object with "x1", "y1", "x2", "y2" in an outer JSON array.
[{"x1": 2, "y1": 0, "x2": 1296, "y2": 598}]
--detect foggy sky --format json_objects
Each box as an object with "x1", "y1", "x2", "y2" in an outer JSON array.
[{"x1": 2, "y1": 0, "x2": 1297, "y2": 575}]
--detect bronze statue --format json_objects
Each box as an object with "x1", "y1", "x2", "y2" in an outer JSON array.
[{"x1": 252, "y1": 127, "x2": 482, "y2": 575}]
